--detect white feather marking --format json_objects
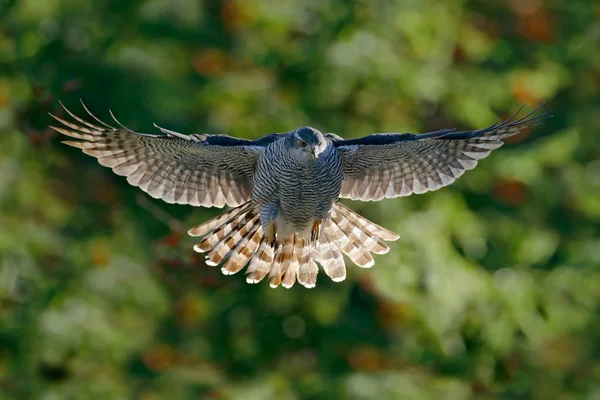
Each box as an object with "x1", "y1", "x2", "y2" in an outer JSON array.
[
  {"x1": 462, "y1": 150, "x2": 491, "y2": 160},
  {"x1": 411, "y1": 175, "x2": 428, "y2": 194},
  {"x1": 426, "y1": 174, "x2": 441, "y2": 191},
  {"x1": 457, "y1": 158, "x2": 478, "y2": 170}
]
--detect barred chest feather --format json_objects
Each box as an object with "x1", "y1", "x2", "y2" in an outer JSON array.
[{"x1": 253, "y1": 141, "x2": 343, "y2": 237}]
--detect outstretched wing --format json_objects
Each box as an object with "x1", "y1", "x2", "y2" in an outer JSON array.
[
  {"x1": 50, "y1": 102, "x2": 278, "y2": 208},
  {"x1": 334, "y1": 105, "x2": 551, "y2": 201}
]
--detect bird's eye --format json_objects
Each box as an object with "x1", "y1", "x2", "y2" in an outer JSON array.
[{"x1": 299, "y1": 140, "x2": 307, "y2": 147}]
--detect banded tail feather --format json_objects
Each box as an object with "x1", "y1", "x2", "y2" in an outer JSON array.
[{"x1": 189, "y1": 202, "x2": 400, "y2": 288}]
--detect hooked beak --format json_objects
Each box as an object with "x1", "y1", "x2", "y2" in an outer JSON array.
[{"x1": 310, "y1": 146, "x2": 318, "y2": 159}]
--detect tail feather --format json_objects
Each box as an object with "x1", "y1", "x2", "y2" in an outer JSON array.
[
  {"x1": 326, "y1": 215, "x2": 375, "y2": 268},
  {"x1": 246, "y1": 241, "x2": 274, "y2": 284},
  {"x1": 280, "y1": 236, "x2": 296, "y2": 279},
  {"x1": 329, "y1": 209, "x2": 382, "y2": 259},
  {"x1": 333, "y1": 203, "x2": 400, "y2": 241},
  {"x1": 334, "y1": 209, "x2": 390, "y2": 254},
  {"x1": 194, "y1": 208, "x2": 256, "y2": 253},
  {"x1": 188, "y1": 202, "x2": 253, "y2": 237},
  {"x1": 221, "y1": 225, "x2": 262, "y2": 275},
  {"x1": 316, "y1": 232, "x2": 346, "y2": 282},
  {"x1": 205, "y1": 214, "x2": 259, "y2": 266},
  {"x1": 188, "y1": 202, "x2": 400, "y2": 288},
  {"x1": 297, "y1": 245, "x2": 318, "y2": 288},
  {"x1": 282, "y1": 236, "x2": 303, "y2": 288},
  {"x1": 268, "y1": 242, "x2": 286, "y2": 288}
]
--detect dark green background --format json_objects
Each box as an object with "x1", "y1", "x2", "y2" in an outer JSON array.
[{"x1": 1, "y1": 0, "x2": 599, "y2": 399}]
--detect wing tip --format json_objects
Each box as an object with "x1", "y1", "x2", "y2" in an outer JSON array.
[
  {"x1": 439, "y1": 103, "x2": 552, "y2": 140},
  {"x1": 153, "y1": 123, "x2": 191, "y2": 140}
]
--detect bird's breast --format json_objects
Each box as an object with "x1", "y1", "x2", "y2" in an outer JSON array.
[{"x1": 276, "y1": 149, "x2": 343, "y2": 229}]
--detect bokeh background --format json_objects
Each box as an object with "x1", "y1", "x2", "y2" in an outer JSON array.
[{"x1": 1, "y1": 0, "x2": 599, "y2": 399}]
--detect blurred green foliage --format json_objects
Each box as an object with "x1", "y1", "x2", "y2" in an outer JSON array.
[{"x1": 1, "y1": 0, "x2": 599, "y2": 399}]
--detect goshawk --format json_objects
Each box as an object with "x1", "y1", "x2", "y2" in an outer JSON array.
[{"x1": 50, "y1": 102, "x2": 549, "y2": 288}]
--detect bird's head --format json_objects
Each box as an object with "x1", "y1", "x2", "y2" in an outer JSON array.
[{"x1": 290, "y1": 126, "x2": 327, "y2": 159}]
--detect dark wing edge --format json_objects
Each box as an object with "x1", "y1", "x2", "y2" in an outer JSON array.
[
  {"x1": 49, "y1": 101, "x2": 271, "y2": 208},
  {"x1": 335, "y1": 104, "x2": 553, "y2": 201}
]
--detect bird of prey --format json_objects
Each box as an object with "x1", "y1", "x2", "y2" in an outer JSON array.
[{"x1": 49, "y1": 102, "x2": 549, "y2": 288}]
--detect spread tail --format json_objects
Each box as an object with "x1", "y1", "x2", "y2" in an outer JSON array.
[{"x1": 189, "y1": 202, "x2": 400, "y2": 288}]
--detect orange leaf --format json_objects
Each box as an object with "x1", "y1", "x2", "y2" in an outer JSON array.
[
  {"x1": 493, "y1": 179, "x2": 527, "y2": 206},
  {"x1": 192, "y1": 49, "x2": 228, "y2": 77},
  {"x1": 518, "y1": 9, "x2": 554, "y2": 43},
  {"x1": 142, "y1": 344, "x2": 176, "y2": 372}
]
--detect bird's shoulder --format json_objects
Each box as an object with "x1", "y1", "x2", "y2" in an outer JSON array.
[
  {"x1": 182, "y1": 131, "x2": 289, "y2": 149},
  {"x1": 252, "y1": 132, "x2": 290, "y2": 146},
  {"x1": 324, "y1": 132, "x2": 344, "y2": 142}
]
